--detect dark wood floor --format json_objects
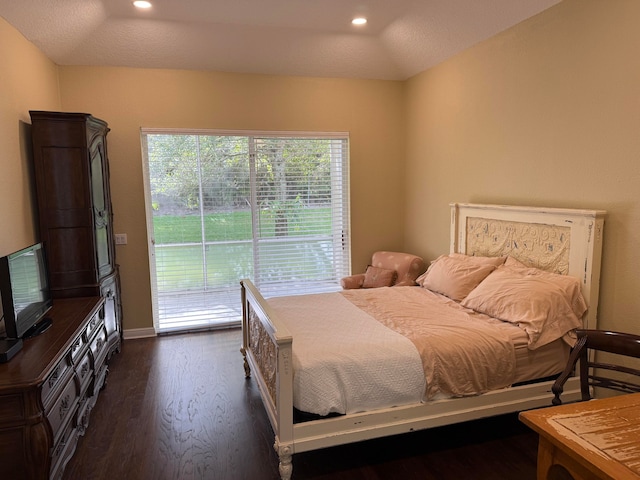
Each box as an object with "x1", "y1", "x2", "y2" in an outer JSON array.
[{"x1": 63, "y1": 329, "x2": 541, "y2": 480}]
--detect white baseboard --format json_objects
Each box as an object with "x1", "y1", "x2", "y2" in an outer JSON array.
[{"x1": 123, "y1": 327, "x2": 157, "y2": 340}]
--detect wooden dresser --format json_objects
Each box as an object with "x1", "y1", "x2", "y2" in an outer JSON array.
[{"x1": 0, "y1": 297, "x2": 108, "y2": 479}]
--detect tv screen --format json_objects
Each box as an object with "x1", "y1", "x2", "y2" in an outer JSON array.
[{"x1": 0, "y1": 243, "x2": 53, "y2": 339}]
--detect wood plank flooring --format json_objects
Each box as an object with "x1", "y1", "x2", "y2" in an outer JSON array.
[{"x1": 63, "y1": 329, "x2": 540, "y2": 480}]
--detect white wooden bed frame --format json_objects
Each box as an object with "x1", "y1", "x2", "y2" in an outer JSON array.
[{"x1": 240, "y1": 203, "x2": 606, "y2": 479}]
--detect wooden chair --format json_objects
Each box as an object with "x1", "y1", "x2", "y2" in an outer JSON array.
[{"x1": 552, "y1": 329, "x2": 640, "y2": 405}]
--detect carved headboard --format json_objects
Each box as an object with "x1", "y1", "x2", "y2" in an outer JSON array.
[{"x1": 450, "y1": 203, "x2": 606, "y2": 330}]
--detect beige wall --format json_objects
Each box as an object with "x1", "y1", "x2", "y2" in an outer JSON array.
[
  {"x1": 57, "y1": 67, "x2": 406, "y2": 330},
  {"x1": 404, "y1": 0, "x2": 640, "y2": 332},
  {"x1": 0, "y1": 18, "x2": 59, "y2": 256},
  {"x1": 3, "y1": 0, "x2": 639, "y2": 336}
]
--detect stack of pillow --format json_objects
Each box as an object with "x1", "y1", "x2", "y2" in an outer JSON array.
[{"x1": 416, "y1": 253, "x2": 587, "y2": 349}]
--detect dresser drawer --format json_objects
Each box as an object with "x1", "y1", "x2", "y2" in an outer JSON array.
[
  {"x1": 49, "y1": 420, "x2": 78, "y2": 480},
  {"x1": 76, "y1": 349, "x2": 93, "y2": 396},
  {"x1": 75, "y1": 393, "x2": 94, "y2": 436},
  {"x1": 41, "y1": 354, "x2": 73, "y2": 410},
  {"x1": 90, "y1": 325, "x2": 109, "y2": 369},
  {"x1": 46, "y1": 376, "x2": 79, "y2": 445},
  {"x1": 84, "y1": 306, "x2": 104, "y2": 342},
  {"x1": 70, "y1": 333, "x2": 87, "y2": 364},
  {"x1": 93, "y1": 362, "x2": 109, "y2": 397}
]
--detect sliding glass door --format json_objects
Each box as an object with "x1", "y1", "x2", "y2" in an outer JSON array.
[{"x1": 141, "y1": 130, "x2": 350, "y2": 333}]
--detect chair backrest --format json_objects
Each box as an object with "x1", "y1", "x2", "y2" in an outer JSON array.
[
  {"x1": 370, "y1": 251, "x2": 426, "y2": 287},
  {"x1": 552, "y1": 329, "x2": 640, "y2": 405}
]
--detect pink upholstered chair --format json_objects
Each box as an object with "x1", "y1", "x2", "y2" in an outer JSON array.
[{"x1": 341, "y1": 251, "x2": 426, "y2": 289}]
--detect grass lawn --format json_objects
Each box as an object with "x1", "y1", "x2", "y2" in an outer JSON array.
[
  {"x1": 152, "y1": 209, "x2": 338, "y2": 291},
  {"x1": 152, "y1": 208, "x2": 332, "y2": 244}
]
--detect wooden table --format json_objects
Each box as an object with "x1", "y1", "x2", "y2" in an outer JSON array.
[{"x1": 519, "y1": 393, "x2": 640, "y2": 480}]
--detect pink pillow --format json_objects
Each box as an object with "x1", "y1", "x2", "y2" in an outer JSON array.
[
  {"x1": 502, "y1": 256, "x2": 587, "y2": 319},
  {"x1": 461, "y1": 261, "x2": 587, "y2": 349},
  {"x1": 362, "y1": 265, "x2": 396, "y2": 288},
  {"x1": 416, "y1": 253, "x2": 505, "y2": 301}
]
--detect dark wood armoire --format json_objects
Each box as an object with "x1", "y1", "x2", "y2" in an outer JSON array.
[{"x1": 29, "y1": 111, "x2": 122, "y2": 360}]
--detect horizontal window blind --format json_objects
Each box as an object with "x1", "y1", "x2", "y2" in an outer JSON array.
[
  {"x1": 251, "y1": 135, "x2": 349, "y2": 297},
  {"x1": 142, "y1": 130, "x2": 350, "y2": 332}
]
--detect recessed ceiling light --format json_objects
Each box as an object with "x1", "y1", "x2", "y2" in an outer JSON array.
[
  {"x1": 133, "y1": 1, "x2": 152, "y2": 9},
  {"x1": 352, "y1": 17, "x2": 367, "y2": 26}
]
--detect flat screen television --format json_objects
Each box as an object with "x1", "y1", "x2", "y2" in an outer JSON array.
[{"x1": 0, "y1": 243, "x2": 53, "y2": 339}]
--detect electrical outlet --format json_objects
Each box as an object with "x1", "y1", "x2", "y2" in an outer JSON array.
[{"x1": 114, "y1": 233, "x2": 128, "y2": 245}]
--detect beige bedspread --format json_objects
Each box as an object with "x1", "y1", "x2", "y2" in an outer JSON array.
[{"x1": 341, "y1": 287, "x2": 516, "y2": 399}]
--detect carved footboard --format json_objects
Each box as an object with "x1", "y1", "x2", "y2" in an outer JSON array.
[{"x1": 240, "y1": 280, "x2": 294, "y2": 480}]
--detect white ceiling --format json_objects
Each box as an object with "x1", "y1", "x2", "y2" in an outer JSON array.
[{"x1": 0, "y1": 0, "x2": 561, "y2": 80}]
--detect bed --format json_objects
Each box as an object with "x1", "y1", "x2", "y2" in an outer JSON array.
[{"x1": 240, "y1": 203, "x2": 605, "y2": 479}]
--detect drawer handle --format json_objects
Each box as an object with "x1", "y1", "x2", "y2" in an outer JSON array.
[
  {"x1": 80, "y1": 362, "x2": 90, "y2": 378},
  {"x1": 54, "y1": 439, "x2": 66, "y2": 457},
  {"x1": 48, "y1": 366, "x2": 60, "y2": 388},
  {"x1": 96, "y1": 337, "x2": 105, "y2": 352},
  {"x1": 59, "y1": 394, "x2": 70, "y2": 419},
  {"x1": 73, "y1": 339, "x2": 82, "y2": 352}
]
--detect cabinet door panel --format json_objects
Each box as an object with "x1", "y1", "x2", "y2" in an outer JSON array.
[
  {"x1": 48, "y1": 227, "x2": 94, "y2": 275},
  {"x1": 41, "y1": 148, "x2": 88, "y2": 212},
  {"x1": 89, "y1": 135, "x2": 113, "y2": 278}
]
